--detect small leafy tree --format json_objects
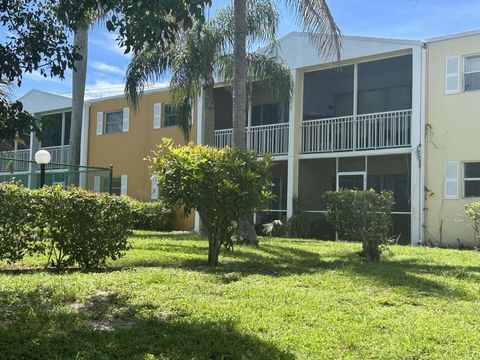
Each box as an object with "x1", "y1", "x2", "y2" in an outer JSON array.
[
  {"x1": 324, "y1": 190, "x2": 394, "y2": 262},
  {"x1": 465, "y1": 202, "x2": 480, "y2": 245},
  {"x1": 149, "y1": 140, "x2": 273, "y2": 267}
]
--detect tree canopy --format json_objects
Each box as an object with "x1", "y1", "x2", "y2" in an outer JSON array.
[{"x1": 0, "y1": 0, "x2": 211, "y2": 143}]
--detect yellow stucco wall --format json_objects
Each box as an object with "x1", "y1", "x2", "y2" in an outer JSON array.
[
  {"x1": 87, "y1": 90, "x2": 196, "y2": 231},
  {"x1": 425, "y1": 34, "x2": 480, "y2": 247}
]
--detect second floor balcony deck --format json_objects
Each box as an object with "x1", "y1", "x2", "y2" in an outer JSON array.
[{"x1": 214, "y1": 109, "x2": 412, "y2": 157}]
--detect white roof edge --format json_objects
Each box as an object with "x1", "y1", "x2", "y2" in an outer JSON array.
[
  {"x1": 86, "y1": 85, "x2": 170, "y2": 104},
  {"x1": 277, "y1": 31, "x2": 423, "y2": 47},
  {"x1": 17, "y1": 88, "x2": 71, "y2": 101},
  {"x1": 426, "y1": 29, "x2": 480, "y2": 43}
]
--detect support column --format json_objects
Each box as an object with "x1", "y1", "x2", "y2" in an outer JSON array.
[
  {"x1": 410, "y1": 45, "x2": 426, "y2": 245},
  {"x1": 287, "y1": 69, "x2": 302, "y2": 218}
]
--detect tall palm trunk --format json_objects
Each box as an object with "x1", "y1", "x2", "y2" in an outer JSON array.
[
  {"x1": 69, "y1": 27, "x2": 88, "y2": 184},
  {"x1": 203, "y1": 72, "x2": 215, "y2": 146},
  {"x1": 232, "y1": 0, "x2": 247, "y2": 150},
  {"x1": 233, "y1": 0, "x2": 258, "y2": 245}
]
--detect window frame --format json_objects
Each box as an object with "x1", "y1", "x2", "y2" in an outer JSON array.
[
  {"x1": 463, "y1": 55, "x2": 480, "y2": 92},
  {"x1": 104, "y1": 110, "x2": 124, "y2": 134},
  {"x1": 103, "y1": 176, "x2": 122, "y2": 195},
  {"x1": 163, "y1": 103, "x2": 178, "y2": 127},
  {"x1": 463, "y1": 162, "x2": 480, "y2": 198}
]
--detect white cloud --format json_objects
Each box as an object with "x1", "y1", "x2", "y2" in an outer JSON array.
[
  {"x1": 23, "y1": 71, "x2": 65, "y2": 84},
  {"x1": 91, "y1": 61, "x2": 125, "y2": 76}
]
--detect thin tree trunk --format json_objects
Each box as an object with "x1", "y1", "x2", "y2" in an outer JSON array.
[
  {"x1": 232, "y1": 0, "x2": 247, "y2": 149},
  {"x1": 69, "y1": 27, "x2": 88, "y2": 185},
  {"x1": 203, "y1": 73, "x2": 215, "y2": 146},
  {"x1": 233, "y1": 0, "x2": 258, "y2": 245}
]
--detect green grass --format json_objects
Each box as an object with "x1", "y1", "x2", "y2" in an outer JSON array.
[{"x1": 1, "y1": 232, "x2": 480, "y2": 359}]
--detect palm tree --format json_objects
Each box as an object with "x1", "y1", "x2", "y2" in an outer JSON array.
[
  {"x1": 69, "y1": 26, "x2": 88, "y2": 169},
  {"x1": 125, "y1": 0, "x2": 292, "y2": 147},
  {"x1": 232, "y1": 0, "x2": 342, "y2": 149}
]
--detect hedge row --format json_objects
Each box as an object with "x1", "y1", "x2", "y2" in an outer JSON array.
[
  {"x1": 0, "y1": 182, "x2": 174, "y2": 269},
  {"x1": 128, "y1": 199, "x2": 173, "y2": 231}
]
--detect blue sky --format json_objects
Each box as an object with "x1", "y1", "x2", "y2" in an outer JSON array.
[{"x1": 12, "y1": 0, "x2": 480, "y2": 99}]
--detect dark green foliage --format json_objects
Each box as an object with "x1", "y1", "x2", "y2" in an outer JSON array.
[
  {"x1": 0, "y1": 183, "x2": 43, "y2": 263},
  {"x1": 0, "y1": 0, "x2": 210, "y2": 143},
  {"x1": 286, "y1": 198, "x2": 311, "y2": 238},
  {"x1": 128, "y1": 199, "x2": 173, "y2": 231},
  {"x1": 35, "y1": 186, "x2": 132, "y2": 269},
  {"x1": 0, "y1": 183, "x2": 132, "y2": 268},
  {"x1": 149, "y1": 140, "x2": 273, "y2": 267},
  {"x1": 324, "y1": 189, "x2": 394, "y2": 262}
]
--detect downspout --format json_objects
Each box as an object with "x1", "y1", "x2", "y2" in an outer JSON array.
[{"x1": 419, "y1": 42, "x2": 427, "y2": 245}]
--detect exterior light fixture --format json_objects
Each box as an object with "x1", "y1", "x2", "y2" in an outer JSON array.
[{"x1": 35, "y1": 149, "x2": 51, "y2": 187}]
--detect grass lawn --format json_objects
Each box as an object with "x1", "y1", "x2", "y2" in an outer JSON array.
[{"x1": 1, "y1": 232, "x2": 480, "y2": 359}]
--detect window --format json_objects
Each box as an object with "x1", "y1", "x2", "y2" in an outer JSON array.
[
  {"x1": 303, "y1": 65, "x2": 354, "y2": 120},
  {"x1": 41, "y1": 112, "x2": 63, "y2": 147},
  {"x1": 103, "y1": 176, "x2": 122, "y2": 195},
  {"x1": 164, "y1": 104, "x2": 177, "y2": 127},
  {"x1": 464, "y1": 56, "x2": 480, "y2": 92},
  {"x1": 358, "y1": 55, "x2": 412, "y2": 114},
  {"x1": 464, "y1": 162, "x2": 480, "y2": 197},
  {"x1": 251, "y1": 103, "x2": 288, "y2": 126},
  {"x1": 105, "y1": 111, "x2": 123, "y2": 134}
]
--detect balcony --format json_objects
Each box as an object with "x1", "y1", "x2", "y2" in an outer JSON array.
[
  {"x1": 0, "y1": 145, "x2": 70, "y2": 173},
  {"x1": 301, "y1": 110, "x2": 411, "y2": 154},
  {"x1": 0, "y1": 149, "x2": 30, "y2": 172},
  {"x1": 214, "y1": 123, "x2": 289, "y2": 156},
  {"x1": 42, "y1": 145, "x2": 70, "y2": 168}
]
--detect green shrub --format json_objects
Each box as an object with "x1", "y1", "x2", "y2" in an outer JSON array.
[
  {"x1": 128, "y1": 199, "x2": 173, "y2": 231},
  {"x1": 465, "y1": 201, "x2": 480, "y2": 245},
  {"x1": 0, "y1": 182, "x2": 44, "y2": 263},
  {"x1": 324, "y1": 189, "x2": 394, "y2": 262},
  {"x1": 35, "y1": 186, "x2": 133, "y2": 269},
  {"x1": 286, "y1": 198, "x2": 311, "y2": 238},
  {"x1": 149, "y1": 139, "x2": 273, "y2": 267}
]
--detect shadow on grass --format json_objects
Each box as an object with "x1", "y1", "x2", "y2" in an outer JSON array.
[
  {"x1": 124, "y1": 238, "x2": 479, "y2": 300},
  {"x1": 0, "y1": 288, "x2": 294, "y2": 360}
]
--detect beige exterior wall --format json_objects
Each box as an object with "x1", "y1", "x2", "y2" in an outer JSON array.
[
  {"x1": 425, "y1": 34, "x2": 480, "y2": 247},
  {"x1": 87, "y1": 90, "x2": 196, "y2": 231}
]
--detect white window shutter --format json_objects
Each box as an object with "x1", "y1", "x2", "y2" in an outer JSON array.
[
  {"x1": 122, "y1": 107, "x2": 129, "y2": 132},
  {"x1": 445, "y1": 56, "x2": 460, "y2": 94},
  {"x1": 120, "y1": 175, "x2": 128, "y2": 196},
  {"x1": 93, "y1": 176, "x2": 101, "y2": 192},
  {"x1": 96, "y1": 112, "x2": 103, "y2": 135},
  {"x1": 150, "y1": 176, "x2": 159, "y2": 200},
  {"x1": 153, "y1": 103, "x2": 162, "y2": 129},
  {"x1": 445, "y1": 161, "x2": 459, "y2": 199}
]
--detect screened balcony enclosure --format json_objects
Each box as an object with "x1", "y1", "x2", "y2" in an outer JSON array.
[
  {"x1": 302, "y1": 55, "x2": 413, "y2": 154},
  {"x1": 213, "y1": 82, "x2": 290, "y2": 156},
  {"x1": 298, "y1": 154, "x2": 412, "y2": 243}
]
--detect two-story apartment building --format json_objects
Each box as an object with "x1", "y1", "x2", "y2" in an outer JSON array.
[
  {"x1": 82, "y1": 88, "x2": 197, "y2": 230},
  {"x1": 0, "y1": 89, "x2": 73, "y2": 187},
  {"x1": 424, "y1": 30, "x2": 480, "y2": 248},
  {"x1": 205, "y1": 33, "x2": 425, "y2": 244},
  {"x1": 7, "y1": 30, "x2": 480, "y2": 246}
]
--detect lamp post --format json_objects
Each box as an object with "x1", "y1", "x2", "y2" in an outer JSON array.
[{"x1": 35, "y1": 150, "x2": 51, "y2": 187}]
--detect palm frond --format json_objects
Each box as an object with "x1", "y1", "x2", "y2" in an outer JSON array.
[
  {"x1": 125, "y1": 45, "x2": 171, "y2": 109},
  {"x1": 0, "y1": 79, "x2": 12, "y2": 104},
  {"x1": 284, "y1": 0, "x2": 342, "y2": 61},
  {"x1": 214, "y1": 0, "x2": 280, "y2": 51},
  {"x1": 217, "y1": 52, "x2": 293, "y2": 106}
]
